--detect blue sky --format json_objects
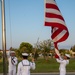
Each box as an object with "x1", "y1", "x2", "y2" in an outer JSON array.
[{"x1": 0, "y1": 0, "x2": 75, "y2": 49}]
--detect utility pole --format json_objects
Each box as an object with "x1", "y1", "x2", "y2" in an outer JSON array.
[{"x1": 1, "y1": 0, "x2": 7, "y2": 75}]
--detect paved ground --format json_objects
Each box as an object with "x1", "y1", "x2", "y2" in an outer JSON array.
[
  {"x1": 0, "y1": 72, "x2": 75, "y2": 75},
  {"x1": 31, "y1": 73, "x2": 75, "y2": 75}
]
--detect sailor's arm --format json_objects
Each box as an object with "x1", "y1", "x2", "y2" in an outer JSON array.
[
  {"x1": 30, "y1": 58, "x2": 35, "y2": 70},
  {"x1": 17, "y1": 63, "x2": 21, "y2": 75},
  {"x1": 56, "y1": 56, "x2": 63, "y2": 63},
  {"x1": 12, "y1": 57, "x2": 18, "y2": 65}
]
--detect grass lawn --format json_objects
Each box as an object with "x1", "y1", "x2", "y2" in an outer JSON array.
[
  {"x1": 0, "y1": 58, "x2": 75, "y2": 73},
  {"x1": 31, "y1": 58, "x2": 75, "y2": 73}
]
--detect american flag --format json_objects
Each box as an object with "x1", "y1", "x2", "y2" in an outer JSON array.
[{"x1": 44, "y1": 0, "x2": 69, "y2": 58}]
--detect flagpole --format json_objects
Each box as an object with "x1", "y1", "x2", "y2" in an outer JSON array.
[{"x1": 1, "y1": 0, "x2": 7, "y2": 75}]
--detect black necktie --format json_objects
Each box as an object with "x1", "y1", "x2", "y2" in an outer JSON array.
[{"x1": 11, "y1": 57, "x2": 15, "y2": 65}]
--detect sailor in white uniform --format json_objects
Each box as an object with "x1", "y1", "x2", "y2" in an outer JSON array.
[
  {"x1": 56, "y1": 54, "x2": 70, "y2": 75},
  {"x1": 8, "y1": 51, "x2": 18, "y2": 75},
  {"x1": 17, "y1": 53, "x2": 35, "y2": 75}
]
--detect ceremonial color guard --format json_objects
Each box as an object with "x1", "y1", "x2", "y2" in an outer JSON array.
[
  {"x1": 17, "y1": 53, "x2": 35, "y2": 75},
  {"x1": 56, "y1": 54, "x2": 70, "y2": 75},
  {"x1": 8, "y1": 51, "x2": 18, "y2": 75}
]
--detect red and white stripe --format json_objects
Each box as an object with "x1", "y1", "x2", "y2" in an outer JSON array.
[{"x1": 44, "y1": 0, "x2": 69, "y2": 58}]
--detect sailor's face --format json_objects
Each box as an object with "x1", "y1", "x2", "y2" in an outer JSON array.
[
  {"x1": 64, "y1": 56, "x2": 67, "y2": 59},
  {"x1": 10, "y1": 53, "x2": 15, "y2": 57}
]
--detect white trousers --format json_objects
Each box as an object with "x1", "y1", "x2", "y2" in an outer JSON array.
[
  {"x1": 8, "y1": 68, "x2": 16, "y2": 75},
  {"x1": 60, "y1": 70, "x2": 66, "y2": 75}
]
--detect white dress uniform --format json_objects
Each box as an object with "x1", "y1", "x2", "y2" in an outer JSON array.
[
  {"x1": 8, "y1": 52, "x2": 18, "y2": 75},
  {"x1": 56, "y1": 54, "x2": 70, "y2": 75},
  {"x1": 17, "y1": 53, "x2": 35, "y2": 75}
]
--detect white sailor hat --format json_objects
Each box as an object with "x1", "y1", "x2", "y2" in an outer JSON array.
[
  {"x1": 10, "y1": 51, "x2": 15, "y2": 54},
  {"x1": 65, "y1": 54, "x2": 70, "y2": 58},
  {"x1": 22, "y1": 53, "x2": 28, "y2": 56}
]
